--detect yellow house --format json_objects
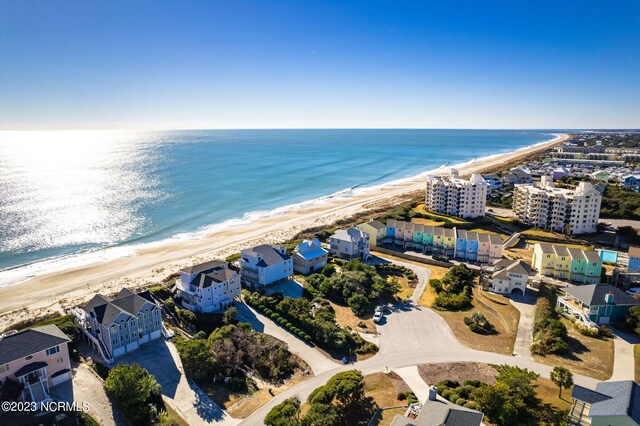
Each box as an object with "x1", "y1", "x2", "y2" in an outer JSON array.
[
  {"x1": 532, "y1": 243, "x2": 602, "y2": 284},
  {"x1": 533, "y1": 243, "x2": 558, "y2": 276},
  {"x1": 356, "y1": 221, "x2": 386, "y2": 248}
]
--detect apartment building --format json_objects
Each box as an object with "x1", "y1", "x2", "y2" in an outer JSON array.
[
  {"x1": 176, "y1": 260, "x2": 240, "y2": 313},
  {"x1": 425, "y1": 169, "x2": 488, "y2": 219},
  {"x1": 532, "y1": 243, "x2": 602, "y2": 284},
  {"x1": 240, "y1": 244, "x2": 293, "y2": 287},
  {"x1": 513, "y1": 176, "x2": 602, "y2": 235}
]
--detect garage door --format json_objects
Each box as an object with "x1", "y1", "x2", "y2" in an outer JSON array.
[
  {"x1": 51, "y1": 371, "x2": 71, "y2": 386},
  {"x1": 599, "y1": 317, "x2": 610, "y2": 324}
]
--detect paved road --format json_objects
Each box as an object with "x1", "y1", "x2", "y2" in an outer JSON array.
[
  {"x1": 238, "y1": 259, "x2": 601, "y2": 426},
  {"x1": 116, "y1": 339, "x2": 238, "y2": 426},
  {"x1": 599, "y1": 218, "x2": 640, "y2": 230},
  {"x1": 51, "y1": 363, "x2": 128, "y2": 426},
  {"x1": 235, "y1": 301, "x2": 338, "y2": 375},
  {"x1": 486, "y1": 206, "x2": 515, "y2": 218},
  {"x1": 510, "y1": 293, "x2": 537, "y2": 359}
]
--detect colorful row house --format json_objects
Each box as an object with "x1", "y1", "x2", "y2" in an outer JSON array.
[
  {"x1": 532, "y1": 243, "x2": 602, "y2": 284},
  {"x1": 382, "y1": 219, "x2": 503, "y2": 263}
]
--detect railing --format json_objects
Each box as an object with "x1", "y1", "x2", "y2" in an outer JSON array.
[{"x1": 68, "y1": 307, "x2": 114, "y2": 364}]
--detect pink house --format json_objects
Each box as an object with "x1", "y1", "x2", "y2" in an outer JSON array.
[{"x1": 0, "y1": 324, "x2": 72, "y2": 403}]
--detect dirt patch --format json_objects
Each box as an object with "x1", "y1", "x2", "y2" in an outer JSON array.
[
  {"x1": 417, "y1": 362, "x2": 498, "y2": 385},
  {"x1": 533, "y1": 318, "x2": 614, "y2": 380},
  {"x1": 330, "y1": 301, "x2": 375, "y2": 331},
  {"x1": 364, "y1": 372, "x2": 411, "y2": 426}
]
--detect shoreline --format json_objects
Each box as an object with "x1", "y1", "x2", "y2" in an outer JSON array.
[{"x1": 0, "y1": 133, "x2": 569, "y2": 330}]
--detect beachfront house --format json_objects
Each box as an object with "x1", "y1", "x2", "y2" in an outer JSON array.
[
  {"x1": 0, "y1": 325, "x2": 72, "y2": 403},
  {"x1": 424, "y1": 169, "x2": 488, "y2": 219},
  {"x1": 79, "y1": 288, "x2": 163, "y2": 361},
  {"x1": 176, "y1": 260, "x2": 240, "y2": 313},
  {"x1": 503, "y1": 166, "x2": 532, "y2": 184},
  {"x1": 329, "y1": 228, "x2": 371, "y2": 260},
  {"x1": 628, "y1": 246, "x2": 640, "y2": 273},
  {"x1": 532, "y1": 243, "x2": 602, "y2": 284},
  {"x1": 240, "y1": 244, "x2": 293, "y2": 287},
  {"x1": 569, "y1": 381, "x2": 640, "y2": 426},
  {"x1": 589, "y1": 170, "x2": 609, "y2": 183},
  {"x1": 490, "y1": 259, "x2": 531, "y2": 295},
  {"x1": 293, "y1": 239, "x2": 328, "y2": 274},
  {"x1": 557, "y1": 284, "x2": 640, "y2": 325},
  {"x1": 356, "y1": 220, "x2": 387, "y2": 248}
]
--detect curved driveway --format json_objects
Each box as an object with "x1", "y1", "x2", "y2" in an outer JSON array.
[{"x1": 238, "y1": 258, "x2": 601, "y2": 425}]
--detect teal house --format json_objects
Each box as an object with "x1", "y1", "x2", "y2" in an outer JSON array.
[{"x1": 558, "y1": 284, "x2": 640, "y2": 325}]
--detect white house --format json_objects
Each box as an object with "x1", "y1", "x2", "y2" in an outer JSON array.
[
  {"x1": 490, "y1": 259, "x2": 531, "y2": 295},
  {"x1": 329, "y1": 228, "x2": 371, "y2": 260},
  {"x1": 81, "y1": 288, "x2": 163, "y2": 360},
  {"x1": 240, "y1": 244, "x2": 293, "y2": 287},
  {"x1": 293, "y1": 239, "x2": 328, "y2": 274},
  {"x1": 176, "y1": 260, "x2": 240, "y2": 313}
]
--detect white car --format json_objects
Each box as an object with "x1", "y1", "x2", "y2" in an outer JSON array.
[{"x1": 373, "y1": 311, "x2": 383, "y2": 323}]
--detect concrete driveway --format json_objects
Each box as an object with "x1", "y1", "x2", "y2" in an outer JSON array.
[
  {"x1": 116, "y1": 339, "x2": 238, "y2": 425},
  {"x1": 609, "y1": 327, "x2": 640, "y2": 381},
  {"x1": 50, "y1": 363, "x2": 128, "y2": 426},
  {"x1": 510, "y1": 293, "x2": 537, "y2": 359},
  {"x1": 235, "y1": 301, "x2": 338, "y2": 375}
]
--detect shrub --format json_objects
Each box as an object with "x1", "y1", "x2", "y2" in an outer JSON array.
[
  {"x1": 463, "y1": 402, "x2": 476, "y2": 409},
  {"x1": 463, "y1": 379, "x2": 483, "y2": 387},
  {"x1": 437, "y1": 379, "x2": 460, "y2": 389},
  {"x1": 574, "y1": 323, "x2": 600, "y2": 337},
  {"x1": 455, "y1": 398, "x2": 466, "y2": 406},
  {"x1": 228, "y1": 376, "x2": 247, "y2": 392},
  {"x1": 441, "y1": 389, "x2": 453, "y2": 399},
  {"x1": 599, "y1": 325, "x2": 614, "y2": 338},
  {"x1": 434, "y1": 292, "x2": 472, "y2": 311},
  {"x1": 448, "y1": 393, "x2": 460, "y2": 402},
  {"x1": 397, "y1": 392, "x2": 407, "y2": 401}
]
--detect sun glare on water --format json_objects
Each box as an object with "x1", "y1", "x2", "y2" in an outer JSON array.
[{"x1": 0, "y1": 130, "x2": 161, "y2": 257}]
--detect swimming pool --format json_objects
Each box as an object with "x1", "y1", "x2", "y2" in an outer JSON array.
[{"x1": 599, "y1": 250, "x2": 618, "y2": 264}]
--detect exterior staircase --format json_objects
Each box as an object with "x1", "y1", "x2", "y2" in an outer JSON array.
[
  {"x1": 502, "y1": 232, "x2": 521, "y2": 250},
  {"x1": 27, "y1": 378, "x2": 49, "y2": 403}
]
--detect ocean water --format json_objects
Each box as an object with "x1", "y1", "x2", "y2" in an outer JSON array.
[{"x1": 0, "y1": 129, "x2": 556, "y2": 284}]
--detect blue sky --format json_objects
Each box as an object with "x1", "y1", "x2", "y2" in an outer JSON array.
[{"x1": 0, "y1": 1, "x2": 639, "y2": 130}]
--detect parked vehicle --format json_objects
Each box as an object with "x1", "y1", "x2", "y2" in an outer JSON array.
[
  {"x1": 626, "y1": 288, "x2": 640, "y2": 296},
  {"x1": 373, "y1": 311, "x2": 383, "y2": 323}
]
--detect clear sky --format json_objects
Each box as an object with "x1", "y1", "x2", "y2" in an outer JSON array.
[{"x1": 1, "y1": 0, "x2": 639, "y2": 130}]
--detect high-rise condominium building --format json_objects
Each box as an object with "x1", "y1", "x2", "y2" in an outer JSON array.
[
  {"x1": 513, "y1": 176, "x2": 601, "y2": 235},
  {"x1": 425, "y1": 169, "x2": 488, "y2": 219}
]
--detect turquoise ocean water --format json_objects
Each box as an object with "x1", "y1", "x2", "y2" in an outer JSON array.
[{"x1": 0, "y1": 129, "x2": 557, "y2": 284}]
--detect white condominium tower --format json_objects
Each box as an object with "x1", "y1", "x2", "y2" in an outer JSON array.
[
  {"x1": 425, "y1": 169, "x2": 488, "y2": 219},
  {"x1": 513, "y1": 176, "x2": 601, "y2": 235}
]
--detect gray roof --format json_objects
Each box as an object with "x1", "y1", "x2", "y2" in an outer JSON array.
[
  {"x1": 84, "y1": 288, "x2": 158, "y2": 327},
  {"x1": 365, "y1": 220, "x2": 386, "y2": 231},
  {"x1": 390, "y1": 399, "x2": 483, "y2": 426},
  {"x1": 0, "y1": 325, "x2": 71, "y2": 365},
  {"x1": 573, "y1": 381, "x2": 640, "y2": 423},
  {"x1": 182, "y1": 261, "x2": 236, "y2": 288},
  {"x1": 242, "y1": 244, "x2": 290, "y2": 267},
  {"x1": 564, "y1": 284, "x2": 640, "y2": 307},
  {"x1": 181, "y1": 259, "x2": 228, "y2": 276}
]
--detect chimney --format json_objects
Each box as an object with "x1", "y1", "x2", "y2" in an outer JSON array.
[
  {"x1": 605, "y1": 292, "x2": 614, "y2": 304},
  {"x1": 428, "y1": 386, "x2": 438, "y2": 401}
]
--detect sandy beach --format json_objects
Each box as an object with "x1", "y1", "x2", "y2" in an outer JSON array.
[{"x1": 0, "y1": 134, "x2": 569, "y2": 330}]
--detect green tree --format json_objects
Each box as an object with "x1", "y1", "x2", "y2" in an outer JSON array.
[
  {"x1": 0, "y1": 378, "x2": 23, "y2": 402},
  {"x1": 494, "y1": 364, "x2": 539, "y2": 405},
  {"x1": 175, "y1": 337, "x2": 216, "y2": 380},
  {"x1": 264, "y1": 397, "x2": 301, "y2": 426},
  {"x1": 347, "y1": 293, "x2": 370, "y2": 316},
  {"x1": 473, "y1": 382, "x2": 522, "y2": 426},
  {"x1": 550, "y1": 366, "x2": 573, "y2": 398},
  {"x1": 223, "y1": 306, "x2": 237, "y2": 324},
  {"x1": 104, "y1": 363, "x2": 162, "y2": 425}
]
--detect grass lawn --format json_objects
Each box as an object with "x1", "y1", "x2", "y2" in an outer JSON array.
[
  {"x1": 411, "y1": 217, "x2": 445, "y2": 226},
  {"x1": 635, "y1": 345, "x2": 640, "y2": 383},
  {"x1": 412, "y1": 204, "x2": 469, "y2": 225},
  {"x1": 228, "y1": 375, "x2": 309, "y2": 419},
  {"x1": 364, "y1": 372, "x2": 412, "y2": 426},
  {"x1": 435, "y1": 297, "x2": 516, "y2": 355},
  {"x1": 417, "y1": 265, "x2": 450, "y2": 307},
  {"x1": 330, "y1": 301, "x2": 375, "y2": 331},
  {"x1": 474, "y1": 288, "x2": 520, "y2": 335},
  {"x1": 163, "y1": 403, "x2": 190, "y2": 426},
  {"x1": 380, "y1": 270, "x2": 414, "y2": 300},
  {"x1": 533, "y1": 318, "x2": 614, "y2": 380}
]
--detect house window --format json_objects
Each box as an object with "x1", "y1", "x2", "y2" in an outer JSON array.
[
  {"x1": 46, "y1": 346, "x2": 60, "y2": 356},
  {"x1": 0, "y1": 363, "x2": 8, "y2": 373}
]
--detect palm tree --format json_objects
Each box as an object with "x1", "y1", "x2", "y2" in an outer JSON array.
[{"x1": 550, "y1": 366, "x2": 573, "y2": 398}]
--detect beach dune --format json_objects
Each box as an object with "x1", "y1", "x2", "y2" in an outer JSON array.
[{"x1": 0, "y1": 134, "x2": 569, "y2": 330}]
